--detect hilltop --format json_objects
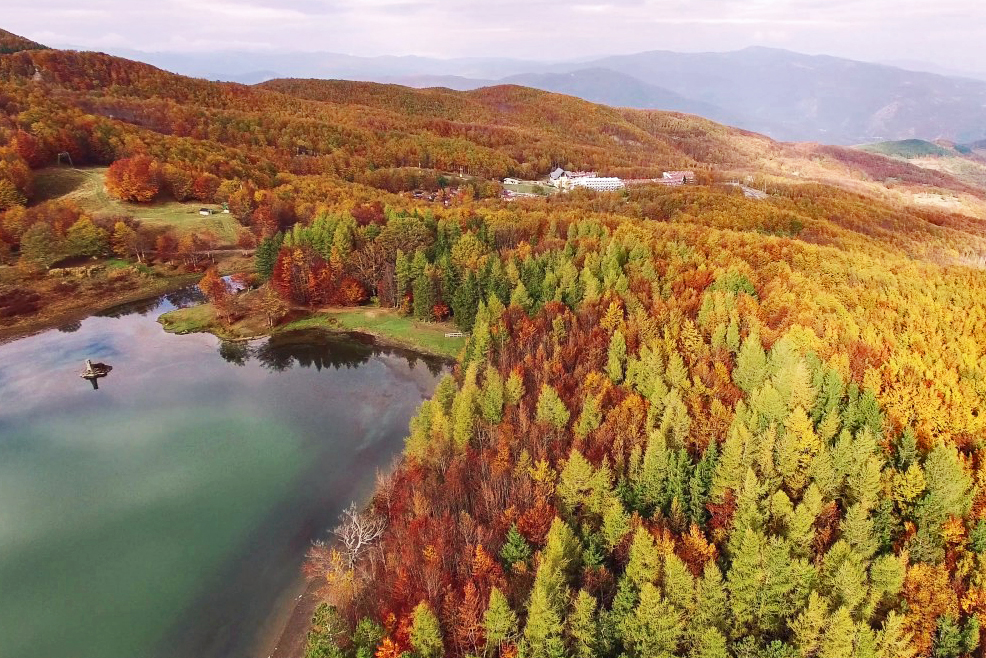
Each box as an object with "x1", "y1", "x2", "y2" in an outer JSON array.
[
  {"x1": 86, "y1": 42, "x2": 986, "y2": 145},
  {"x1": 0, "y1": 28, "x2": 46, "y2": 54},
  {"x1": 0, "y1": 45, "x2": 983, "y2": 206}
]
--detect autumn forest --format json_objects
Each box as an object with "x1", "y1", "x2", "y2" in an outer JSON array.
[{"x1": 2, "y1": 30, "x2": 986, "y2": 658}]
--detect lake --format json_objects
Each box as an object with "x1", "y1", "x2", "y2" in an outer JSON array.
[{"x1": 0, "y1": 291, "x2": 447, "y2": 658}]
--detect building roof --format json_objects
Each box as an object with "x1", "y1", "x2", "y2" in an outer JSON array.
[{"x1": 549, "y1": 167, "x2": 565, "y2": 180}]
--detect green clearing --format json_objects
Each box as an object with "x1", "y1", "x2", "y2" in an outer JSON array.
[
  {"x1": 283, "y1": 308, "x2": 466, "y2": 358},
  {"x1": 858, "y1": 139, "x2": 950, "y2": 159},
  {"x1": 32, "y1": 167, "x2": 247, "y2": 246},
  {"x1": 504, "y1": 182, "x2": 553, "y2": 196},
  {"x1": 161, "y1": 303, "x2": 466, "y2": 358},
  {"x1": 158, "y1": 302, "x2": 270, "y2": 341}
]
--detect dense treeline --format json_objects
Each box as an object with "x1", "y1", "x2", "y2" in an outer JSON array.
[
  {"x1": 0, "y1": 28, "x2": 45, "y2": 55},
  {"x1": 298, "y1": 199, "x2": 986, "y2": 658},
  {"x1": 0, "y1": 48, "x2": 734, "y2": 202}
]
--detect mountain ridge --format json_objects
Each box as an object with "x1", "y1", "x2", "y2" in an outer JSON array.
[
  {"x1": 0, "y1": 28, "x2": 47, "y2": 54},
  {"x1": 56, "y1": 40, "x2": 986, "y2": 146}
]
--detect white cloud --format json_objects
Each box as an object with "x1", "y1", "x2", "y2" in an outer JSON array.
[{"x1": 4, "y1": 0, "x2": 984, "y2": 64}]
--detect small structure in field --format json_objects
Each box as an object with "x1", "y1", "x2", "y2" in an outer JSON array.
[
  {"x1": 199, "y1": 208, "x2": 212, "y2": 216},
  {"x1": 661, "y1": 171, "x2": 696, "y2": 185}
]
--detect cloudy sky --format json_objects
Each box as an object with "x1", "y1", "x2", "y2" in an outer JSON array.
[{"x1": 5, "y1": 0, "x2": 985, "y2": 69}]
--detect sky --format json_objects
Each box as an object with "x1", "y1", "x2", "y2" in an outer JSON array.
[{"x1": 4, "y1": 0, "x2": 985, "y2": 70}]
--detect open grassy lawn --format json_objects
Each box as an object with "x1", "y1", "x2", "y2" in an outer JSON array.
[
  {"x1": 858, "y1": 139, "x2": 950, "y2": 159},
  {"x1": 161, "y1": 301, "x2": 466, "y2": 358},
  {"x1": 158, "y1": 302, "x2": 272, "y2": 340},
  {"x1": 32, "y1": 167, "x2": 247, "y2": 246},
  {"x1": 284, "y1": 307, "x2": 466, "y2": 358},
  {"x1": 504, "y1": 182, "x2": 554, "y2": 196}
]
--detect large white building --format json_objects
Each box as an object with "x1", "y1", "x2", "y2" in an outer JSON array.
[{"x1": 569, "y1": 176, "x2": 625, "y2": 192}]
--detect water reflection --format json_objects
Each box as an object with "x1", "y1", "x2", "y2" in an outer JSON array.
[
  {"x1": 217, "y1": 340, "x2": 250, "y2": 366},
  {"x1": 0, "y1": 287, "x2": 447, "y2": 658},
  {"x1": 211, "y1": 329, "x2": 446, "y2": 377}
]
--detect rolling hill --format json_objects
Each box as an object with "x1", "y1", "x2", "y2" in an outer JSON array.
[
  {"x1": 74, "y1": 42, "x2": 986, "y2": 146},
  {"x1": 2, "y1": 39, "x2": 985, "y2": 223},
  {"x1": 856, "y1": 139, "x2": 986, "y2": 192}
]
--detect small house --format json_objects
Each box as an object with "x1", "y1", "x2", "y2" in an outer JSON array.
[
  {"x1": 199, "y1": 208, "x2": 212, "y2": 216},
  {"x1": 662, "y1": 171, "x2": 697, "y2": 185}
]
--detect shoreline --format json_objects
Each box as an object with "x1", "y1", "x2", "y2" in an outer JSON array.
[
  {"x1": 159, "y1": 304, "x2": 467, "y2": 360},
  {"x1": 0, "y1": 273, "x2": 200, "y2": 346},
  {"x1": 256, "y1": 576, "x2": 322, "y2": 658},
  {"x1": 2, "y1": 287, "x2": 438, "y2": 658}
]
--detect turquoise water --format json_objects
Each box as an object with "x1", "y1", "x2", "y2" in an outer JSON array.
[{"x1": 0, "y1": 292, "x2": 446, "y2": 658}]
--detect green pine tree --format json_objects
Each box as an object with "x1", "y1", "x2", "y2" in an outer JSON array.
[
  {"x1": 536, "y1": 384, "x2": 570, "y2": 432},
  {"x1": 481, "y1": 368, "x2": 505, "y2": 425},
  {"x1": 607, "y1": 330, "x2": 627, "y2": 383},
  {"x1": 566, "y1": 590, "x2": 600, "y2": 658},
  {"x1": 574, "y1": 394, "x2": 602, "y2": 439},
  {"x1": 255, "y1": 232, "x2": 283, "y2": 280},
  {"x1": 505, "y1": 371, "x2": 525, "y2": 406},
  {"x1": 734, "y1": 331, "x2": 768, "y2": 394},
  {"x1": 484, "y1": 588, "x2": 518, "y2": 654},
  {"x1": 500, "y1": 524, "x2": 532, "y2": 570},
  {"x1": 620, "y1": 583, "x2": 684, "y2": 658},
  {"x1": 410, "y1": 601, "x2": 444, "y2": 658}
]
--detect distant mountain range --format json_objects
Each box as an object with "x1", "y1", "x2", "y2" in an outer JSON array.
[{"x1": 27, "y1": 41, "x2": 986, "y2": 146}]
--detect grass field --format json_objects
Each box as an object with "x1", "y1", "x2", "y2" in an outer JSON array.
[
  {"x1": 504, "y1": 182, "x2": 554, "y2": 196},
  {"x1": 284, "y1": 308, "x2": 466, "y2": 358},
  {"x1": 33, "y1": 167, "x2": 247, "y2": 246},
  {"x1": 858, "y1": 139, "x2": 951, "y2": 159},
  {"x1": 161, "y1": 302, "x2": 466, "y2": 358}
]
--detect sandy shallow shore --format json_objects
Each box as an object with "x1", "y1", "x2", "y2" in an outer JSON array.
[{"x1": 256, "y1": 577, "x2": 321, "y2": 658}]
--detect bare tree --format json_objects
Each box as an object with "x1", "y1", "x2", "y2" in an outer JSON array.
[{"x1": 333, "y1": 502, "x2": 385, "y2": 569}]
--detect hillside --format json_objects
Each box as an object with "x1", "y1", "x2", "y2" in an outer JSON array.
[
  {"x1": 496, "y1": 69, "x2": 731, "y2": 120},
  {"x1": 0, "y1": 28, "x2": 45, "y2": 54},
  {"x1": 4, "y1": 42, "x2": 986, "y2": 658},
  {"x1": 89, "y1": 43, "x2": 986, "y2": 145},
  {"x1": 0, "y1": 48, "x2": 770, "y2": 189},
  {"x1": 859, "y1": 140, "x2": 952, "y2": 159},
  {"x1": 856, "y1": 139, "x2": 986, "y2": 195}
]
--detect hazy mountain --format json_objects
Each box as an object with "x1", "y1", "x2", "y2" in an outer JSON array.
[
  {"x1": 386, "y1": 68, "x2": 735, "y2": 119},
  {"x1": 55, "y1": 43, "x2": 986, "y2": 146},
  {"x1": 498, "y1": 69, "x2": 734, "y2": 119},
  {"x1": 379, "y1": 74, "x2": 497, "y2": 91},
  {"x1": 881, "y1": 59, "x2": 986, "y2": 82},
  {"x1": 553, "y1": 47, "x2": 986, "y2": 144},
  {"x1": 86, "y1": 47, "x2": 546, "y2": 84}
]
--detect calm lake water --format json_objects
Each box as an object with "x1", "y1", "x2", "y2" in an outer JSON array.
[{"x1": 0, "y1": 291, "x2": 446, "y2": 658}]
